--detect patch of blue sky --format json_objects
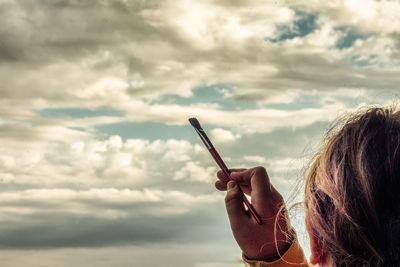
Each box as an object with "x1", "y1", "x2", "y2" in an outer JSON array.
[
  {"x1": 151, "y1": 83, "x2": 256, "y2": 111},
  {"x1": 335, "y1": 26, "x2": 369, "y2": 50},
  {"x1": 265, "y1": 9, "x2": 319, "y2": 43},
  {"x1": 350, "y1": 54, "x2": 378, "y2": 67},
  {"x1": 37, "y1": 107, "x2": 125, "y2": 118},
  {"x1": 153, "y1": 84, "x2": 229, "y2": 106},
  {"x1": 95, "y1": 121, "x2": 206, "y2": 141},
  {"x1": 95, "y1": 120, "x2": 239, "y2": 142},
  {"x1": 154, "y1": 83, "x2": 345, "y2": 113},
  {"x1": 350, "y1": 55, "x2": 400, "y2": 70}
]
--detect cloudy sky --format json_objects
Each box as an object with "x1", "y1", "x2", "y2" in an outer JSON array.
[{"x1": 0, "y1": 0, "x2": 399, "y2": 266}]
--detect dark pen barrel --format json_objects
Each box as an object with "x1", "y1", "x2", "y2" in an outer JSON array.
[{"x1": 188, "y1": 118, "x2": 263, "y2": 225}]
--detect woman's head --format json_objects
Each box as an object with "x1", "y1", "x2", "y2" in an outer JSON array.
[{"x1": 305, "y1": 106, "x2": 400, "y2": 266}]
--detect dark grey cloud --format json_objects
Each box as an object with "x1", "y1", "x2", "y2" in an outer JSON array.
[
  {"x1": 0, "y1": 0, "x2": 162, "y2": 63},
  {"x1": 0, "y1": 204, "x2": 229, "y2": 248}
]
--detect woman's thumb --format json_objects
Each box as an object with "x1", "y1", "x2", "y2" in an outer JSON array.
[{"x1": 225, "y1": 181, "x2": 248, "y2": 228}]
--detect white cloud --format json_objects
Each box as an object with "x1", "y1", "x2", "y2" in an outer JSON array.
[
  {"x1": 290, "y1": 0, "x2": 400, "y2": 34},
  {"x1": 0, "y1": 132, "x2": 219, "y2": 188},
  {"x1": 120, "y1": 100, "x2": 348, "y2": 133},
  {"x1": 210, "y1": 128, "x2": 240, "y2": 143},
  {"x1": 243, "y1": 155, "x2": 266, "y2": 164},
  {"x1": 173, "y1": 161, "x2": 217, "y2": 183},
  {"x1": 266, "y1": 157, "x2": 304, "y2": 174},
  {"x1": 142, "y1": 0, "x2": 294, "y2": 50},
  {"x1": 0, "y1": 0, "x2": 399, "y2": 118},
  {"x1": 0, "y1": 188, "x2": 223, "y2": 218}
]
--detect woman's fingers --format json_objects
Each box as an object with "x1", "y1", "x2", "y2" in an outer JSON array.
[
  {"x1": 215, "y1": 179, "x2": 252, "y2": 196},
  {"x1": 225, "y1": 181, "x2": 250, "y2": 231},
  {"x1": 217, "y1": 168, "x2": 247, "y2": 182},
  {"x1": 230, "y1": 167, "x2": 270, "y2": 187},
  {"x1": 230, "y1": 167, "x2": 280, "y2": 214},
  {"x1": 215, "y1": 180, "x2": 227, "y2": 191}
]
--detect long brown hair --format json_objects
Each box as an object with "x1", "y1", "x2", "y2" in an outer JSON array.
[{"x1": 305, "y1": 106, "x2": 400, "y2": 266}]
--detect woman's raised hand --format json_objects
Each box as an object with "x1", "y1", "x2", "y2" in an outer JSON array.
[{"x1": 215, "y1": 166, "x2": 294, "y2": 261}]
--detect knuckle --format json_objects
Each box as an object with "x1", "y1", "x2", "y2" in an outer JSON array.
[
  {"x1": 217, "y1": 170, "x2": 229, "y2": 181},
  {"x1": 251, "y1": 166, "x2": 272, "y2": 189},
  {"x1": 215, "y1": 180, "x2": 226, "y2": 190},
  {"x1": 224, "y1": 192, "x2": 236, "y2": 205},
  {"x1": 254, "y1": 166, "x2": 266, "y2": 174},
  {"x1": 273, "y1": 192, "x2": 284, "y2": 204},
  {"x1": 253, "y1": 166, "x2": 269, "y2": 180}
]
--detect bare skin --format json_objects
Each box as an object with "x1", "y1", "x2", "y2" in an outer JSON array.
[{"x1": 215, "y1": 166, "x2": 294, "y2": 261}]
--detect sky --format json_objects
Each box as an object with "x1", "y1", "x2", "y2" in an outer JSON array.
[{"x1": 0, "y1": 0, "x2": 400, "y2": 266}]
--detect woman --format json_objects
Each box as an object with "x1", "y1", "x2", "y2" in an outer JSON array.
[{"x1": 215, "y1": 107, "x2": 400, "y2": 266}]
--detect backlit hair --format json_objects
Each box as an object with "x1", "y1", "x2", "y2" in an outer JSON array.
[{"x1": 305, "y1": 106, "x2": 400, "y2": 266}]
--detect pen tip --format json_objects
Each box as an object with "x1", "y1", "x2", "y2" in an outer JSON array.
[{"x1": 188, "y1": 117, "x2": 202, "y2": 129}]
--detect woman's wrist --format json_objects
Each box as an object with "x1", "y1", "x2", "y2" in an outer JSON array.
[{"x1": 244, "y1": 227, "x2": 296, "y2": 262}]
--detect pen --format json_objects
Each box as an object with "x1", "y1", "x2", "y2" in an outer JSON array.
[{"x1": 188, "y1": 117, "x2": 262, "y2": 225}]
